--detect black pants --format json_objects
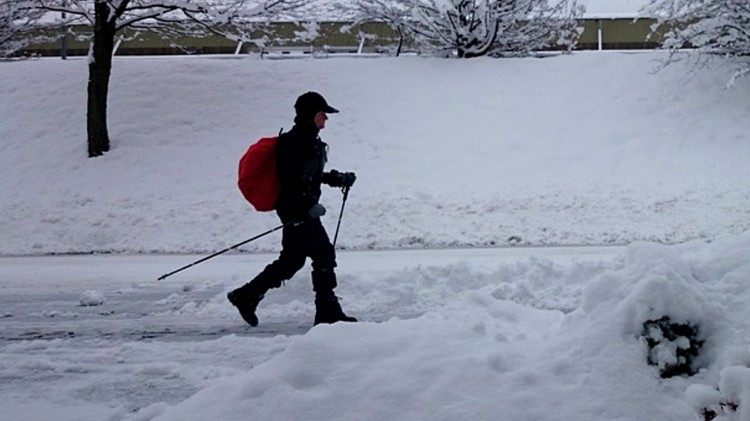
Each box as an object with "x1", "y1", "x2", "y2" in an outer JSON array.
[{"x1": 250, "y1": 218, "x2": 337, "y2": 293}]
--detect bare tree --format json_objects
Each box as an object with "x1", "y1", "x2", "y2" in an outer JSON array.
[
  {"x1": 643, "y1": 0, "x2": 750, "y2": 85},
  {"x1": 1, "y1": 0, "x2": 47, "y2": 57},
  {"x1": 31, "y1": 0, "x2": 306, "y2": 157}
]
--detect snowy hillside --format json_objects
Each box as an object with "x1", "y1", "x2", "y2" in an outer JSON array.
[{"x1": 1, "y1": 52, "x2": 749, "y2": 256}]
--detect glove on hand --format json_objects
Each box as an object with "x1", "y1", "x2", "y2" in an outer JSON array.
[
  {"x1": 308, "y1": 203, "x2": 326, "y2": 219},
  {"x1": 340, "y1": 172, "x2": 356, "y2": 188},
  {"x1": 326, "y1": 170, "x2": 356, "y2": 188}
]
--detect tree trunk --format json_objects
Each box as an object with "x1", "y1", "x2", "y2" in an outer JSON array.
[{"x1": 87, "y1": 1, "x2": 117, "y2": 157}]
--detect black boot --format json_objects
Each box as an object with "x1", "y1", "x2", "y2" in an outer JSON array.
[
  {"x1": 227, "y1": 268, "x2": 281, "y2": 327},
  {"x1": 227, "y1": 289, "x2": 264, "y2": 327},
  {"x1": 314, "y1": 291, "x2": 357, "y2": 325}
]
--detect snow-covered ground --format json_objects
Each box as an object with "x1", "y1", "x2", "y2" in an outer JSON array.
[{"x1": 1, "y1": 52, "x2": 749, "y2": 421}]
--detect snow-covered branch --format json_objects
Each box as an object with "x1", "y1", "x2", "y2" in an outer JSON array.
[
  {"x1": 27, "y1": 0, "x2": 308, "y2": 44},
  {"x1": 493, "y1": 0, "x2": 584, "y2": 55},
  {"x1": 1, "y1": 0, "x2": 50, "y2": 57},
  {"x1": 335, "y1": 0, "x2": 411, "y2": 55},
  {"x1": 645, "y1": 0, "x2": 750, "y2": 85}
]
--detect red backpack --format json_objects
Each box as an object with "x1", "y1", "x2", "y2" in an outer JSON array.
[{"x1": 238, "y1": 136, "x2": 280, "y2": 212}]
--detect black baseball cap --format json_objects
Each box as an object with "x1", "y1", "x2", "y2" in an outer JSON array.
[{"x1": 294, "y1": 91, "x2": 339, "y2": 117}]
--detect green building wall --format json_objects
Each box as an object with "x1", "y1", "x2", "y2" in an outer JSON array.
[{"x1": 21, "y1": 18, "x2": 665, "y2": 57}]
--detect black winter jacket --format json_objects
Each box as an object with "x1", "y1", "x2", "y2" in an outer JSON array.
[{"x1": 275, "y1": 119, "x2": 339, "y2": 223}]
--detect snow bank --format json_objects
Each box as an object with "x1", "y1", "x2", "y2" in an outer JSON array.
[{"x1": 111, "y1": 234, "x2": 750, "y2": 421}]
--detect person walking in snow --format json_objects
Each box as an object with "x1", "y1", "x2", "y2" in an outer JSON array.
[{"x1": 228, "y1": 92, "x2": 357, "y2": 327}]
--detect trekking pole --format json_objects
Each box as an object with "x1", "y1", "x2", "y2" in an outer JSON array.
[
  {"x1": 332, "y1": 185, "x2": 350, "y2": 248},
  {"x1": 157, "y1": 222, "x2": 294, "y2": 281}
]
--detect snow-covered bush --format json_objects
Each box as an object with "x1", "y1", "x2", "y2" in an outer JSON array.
[
  {"x1": 408, "y1": 0, "x2": 509, "y2": 57},
  {"x1": 346, "y1": 0, "x2": 583, "y2": 57},
  {"x1": 642, "y1": 315, "x2": 704, "y2": 378},
  {"x1": 580, "y1": 242, "x2": 724, "y2": 382}
]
